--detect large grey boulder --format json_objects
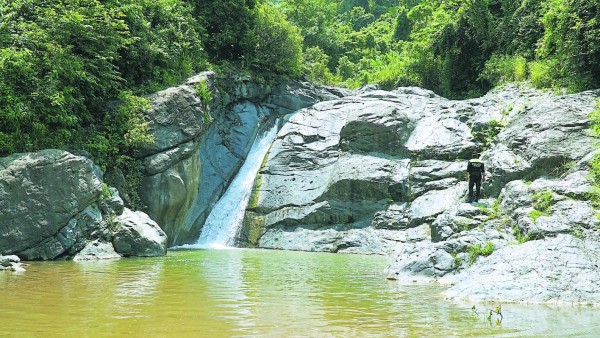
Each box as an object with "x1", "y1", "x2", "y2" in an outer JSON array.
[
  {"x1": 0, "y1": 150, "x2": 168, "y2": 261},
  {"x1": 73, "y1": 240, "x2": 121, "y2": 261},
  {"x1": 138, "y1": 84, "x2": 210, "y2": 157},
  {"x1": 0, "y1": 150, "x2": 102, "y2": 255},
  {"x1": 112, "y1": 208, "x2": 168, "y2": 257},
  {"x1": 17, "y1": 204, "x2": 110, "y2": 260}
]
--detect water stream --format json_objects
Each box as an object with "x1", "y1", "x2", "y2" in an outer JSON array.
[{"x1": 194, "y1": 121, "x2": 279, "y2": 248}]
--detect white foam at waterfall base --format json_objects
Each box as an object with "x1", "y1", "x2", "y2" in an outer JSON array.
[{"x1": 193, "y1": 122, "x2": 279, "y2": 249}]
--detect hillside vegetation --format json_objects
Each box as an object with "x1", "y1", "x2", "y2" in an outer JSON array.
[{"x1": 1, "y1": 0, "x2": 599, "y2": 169}]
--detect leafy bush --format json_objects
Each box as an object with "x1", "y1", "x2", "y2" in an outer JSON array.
[
  {"x1": 111, "y1": 0, "x2": 207, "y2": 92},
  {"x1": 188, "y1": 0, "x2": 257, "y2": 62},
  {"x1": 480, "y1": 55, "x2": 528, "y2": 87}
]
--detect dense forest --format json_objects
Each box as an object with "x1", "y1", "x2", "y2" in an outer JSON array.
[{"x1": 1, "y1": 0, "x2": 599, "y2": 169}]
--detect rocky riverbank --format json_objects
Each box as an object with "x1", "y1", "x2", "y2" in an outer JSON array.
[{"x1": 242, "y1": 83, "x2": 600, "y2": 304}]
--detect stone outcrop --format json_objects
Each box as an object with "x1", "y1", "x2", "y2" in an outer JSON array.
[
  {"x1": 240, "y1": 83, "x2": 600, "y2": 304},
  {"x1": 0, "y1": 150, "x2": 168, "y2": 261},
  {"x1": 137, "y1": 72, "x2": 348, "y2": 245}
]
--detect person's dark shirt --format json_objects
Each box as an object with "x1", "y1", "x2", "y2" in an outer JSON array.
[{"x1": 467, "y1": 159, "x2": 484, "y2": 179}]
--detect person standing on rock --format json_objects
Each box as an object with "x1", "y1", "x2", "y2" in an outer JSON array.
[{"x1": 466, "y1": 155, "x2": 486, "y2": 203}]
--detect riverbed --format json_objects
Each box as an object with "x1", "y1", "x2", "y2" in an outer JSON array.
[{"x1": 1, "y1": 249, "x2": 599, "y2": 337}]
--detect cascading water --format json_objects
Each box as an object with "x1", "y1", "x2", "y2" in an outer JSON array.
[{"x1": 194, "y1": 120, "x2": 279, "y2": 249}]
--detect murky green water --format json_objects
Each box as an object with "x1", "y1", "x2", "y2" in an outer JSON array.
[{"x1": 1, "y1": 249, "x2": 599, "y2": 337}]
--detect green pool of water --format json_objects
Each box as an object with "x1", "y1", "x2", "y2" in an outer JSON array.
[{"x1": 1, "y1": 249, "x2": 599, "y2": 337}]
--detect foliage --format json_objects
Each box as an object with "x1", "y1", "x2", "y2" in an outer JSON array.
[
  {"x1": 303, "y1": 46, "x2": 337, "y2": 84},
  {"x1": 480, "y1": 54, "x2": 528, "y2": 87},
  {"x1": 193, "y1": 80, "x2": 213, "y2": 110},
  {"x1": 277, "y1": 0, "x2": 600, "y2": 97},
  {"x1": 451, "y1": 251, "x2": 463, "y2": 270},
  {"x1": 478, "y1": 199, "x2": 502, "y2": 219},
  {"x1": 194, "y1": 79, "x2": 215, "y2": 124},
  {"x1": 512, "y1": 225, "x2": 531, "y2": 244},
  {"x1": 100, "y1": 183, "x2": 113, "y2": 201},
  {"x1": 529, "y1": 189, "x2": 554, "y2": 222},
  {"x1": 467, "y1": 242, "x2": 495, "y2": 266},
  {"x1": 472, "y1": 119, "x2": 506, "y2": 149},
  {"x1": 243, "y1": 4, "x2": 303, "y2": 78},
  {"x1": 109, "y1": 0, "x2": 207, "y2": 92},
  {"x1": 187, "y1": 0, "x2": 256, "y2": 62},
  {"x1": 0, "y1": 0, "x2": 204, "y2": 165},
  {"x1": 0, "y1": 0, "x2": 129, "y2": 155}
]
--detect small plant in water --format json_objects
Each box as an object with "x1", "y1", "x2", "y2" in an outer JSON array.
[{"x1": 472, "y1": 304, "x2": 503, "y2": 327}]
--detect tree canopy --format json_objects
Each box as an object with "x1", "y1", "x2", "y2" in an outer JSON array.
[{"x1": 1, "y1": 0, "x2": 599, "y2": 173}]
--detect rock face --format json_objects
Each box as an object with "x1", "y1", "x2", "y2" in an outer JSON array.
[
  {"x1": 0, "y1": 150, "x2": 167, "y2": 261},
  {"x1": 241, "y1": 84, "x2": 600, "y2": 304},
  {"x1": 138, "y1": 72, "x2": 347, "y2": 245}
]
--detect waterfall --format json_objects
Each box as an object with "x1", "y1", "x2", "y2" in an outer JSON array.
[{"x1": 194, "y1": 121, "x2": 279, "y2": 249}]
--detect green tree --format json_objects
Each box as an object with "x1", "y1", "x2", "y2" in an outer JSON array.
[
  {"x1": 393, "y1": 6, "x2": 411, "y2": 41},
  {"x1": 243, "y1": 4, "x2": 303, "y2": 78},
  {"x1": 188, "y1": 0, "x2": 257, "y2": 61},
  {"x1": 109, "y1": 0, "x2": 206, "y2": 91}
]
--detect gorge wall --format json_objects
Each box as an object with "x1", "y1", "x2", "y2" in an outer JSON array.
[{"x1": 133, "y1": 72, "x2": 347, "y2": 246}]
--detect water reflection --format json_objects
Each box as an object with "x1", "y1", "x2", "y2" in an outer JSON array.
[{"x1": 1, "y1": 250, "x2": 600, "y2": 337}]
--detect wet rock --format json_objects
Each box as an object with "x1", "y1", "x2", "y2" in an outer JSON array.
[
  {"x1": 137, "y1": 75, "x2": 345, "y2": 246},
  {"x1": 0, "y1": 255, "x2": 20, "y2": 268},
  {"x1": 73, "y1": 240, "x2": 121, "y2": 261},
  {"x1": 112, "y1": 208, "x2": 168, "y2": 257},
  {"x1": 0, "y1": 256, "x2": 25, "y2": 272}
]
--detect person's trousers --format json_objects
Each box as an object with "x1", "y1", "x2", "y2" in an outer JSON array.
[{"x1": 468, "y1": 177, "x2": 482, "y2": 202}]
